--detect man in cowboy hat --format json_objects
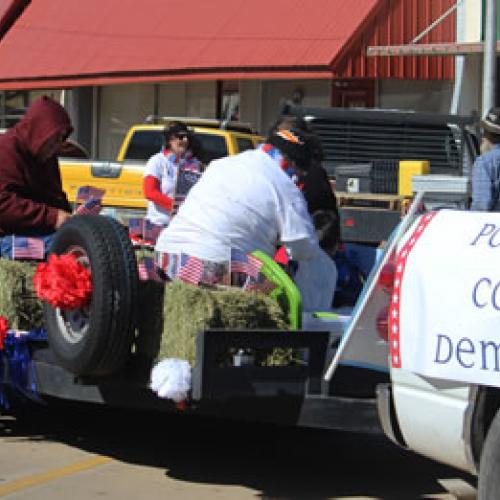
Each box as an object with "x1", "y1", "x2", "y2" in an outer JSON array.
[{"x1": 471, "y1": 107, "x2": 500, "y2": 211}]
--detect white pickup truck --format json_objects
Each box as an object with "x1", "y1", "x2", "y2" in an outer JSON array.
[{"x1": 364, "y1": 206, "x2": 500, "y2": 499}]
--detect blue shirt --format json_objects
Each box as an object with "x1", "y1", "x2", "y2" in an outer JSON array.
[{"x1": 471, "y1": 144, "x2": 500, "y2": 211}]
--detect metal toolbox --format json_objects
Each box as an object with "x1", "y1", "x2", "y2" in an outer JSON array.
[
  {"x1": 336, "y1": 161, "x2": 399, "y2": 194},
  {"x1": 335, "y1": 163, "x2": 373, "y2": 193},
  {"x1": 412, "y1": 174, "x2": 470, "y2": 210}
]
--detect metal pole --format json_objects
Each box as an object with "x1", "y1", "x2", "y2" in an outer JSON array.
[
  {"x1": 450, "y1": 0, "x2": 466, "y2": 114},
  {"x1": 483, "y1": 0, "x2": 497, "y2": 116}
]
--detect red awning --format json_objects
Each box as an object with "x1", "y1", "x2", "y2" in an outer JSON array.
[{"x1": 0, "y1": 0, "x2": 379, "y2": 89}]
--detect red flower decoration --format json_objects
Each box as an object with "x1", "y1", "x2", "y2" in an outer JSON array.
[
  {"x1": 0, "y1": 315, "x2": 9, "y2": 350},
  {"x1": 33, "y1": 254, "x2": 93, "y2": 310}
]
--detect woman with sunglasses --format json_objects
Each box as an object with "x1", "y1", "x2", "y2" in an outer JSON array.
[{"x1": 143, "y1": 121, "x2": 202, "y2": 228}]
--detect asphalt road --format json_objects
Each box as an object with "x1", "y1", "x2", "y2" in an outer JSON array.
[{"x1": 0, "y1": 401, "x2": 477, "y2": 499}]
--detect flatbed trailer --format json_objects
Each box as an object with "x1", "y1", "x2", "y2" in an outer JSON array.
[
  {"x1": 2, "y1": 327, "x2": 384, "y2": 434},
  {"x1": 0, "y1": 172, "x2": 396, "y2": 434}
]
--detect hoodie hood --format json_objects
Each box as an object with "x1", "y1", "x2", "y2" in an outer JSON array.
[{"x1": 15, "y1": 96, "x2": 73, "y2": 160}]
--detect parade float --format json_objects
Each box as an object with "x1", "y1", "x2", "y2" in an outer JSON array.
[{"x1": 0, "y1": 200, "x2": 388, "y2": 433}]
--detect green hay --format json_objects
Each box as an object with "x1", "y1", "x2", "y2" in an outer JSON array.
[
  {"x1": 153, "y1": 281, "x2": 290, "y2": 365},
  {"x1": 0, "y1": 259, "x2": 44, "y2": 330}
]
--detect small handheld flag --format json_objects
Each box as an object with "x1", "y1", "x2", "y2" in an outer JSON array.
[{"x1": 11, "y1": 236, "x2": 45, "y2": 260}]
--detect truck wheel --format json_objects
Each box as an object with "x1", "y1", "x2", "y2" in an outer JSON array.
[
  {"x1": 478, "y1": 407, "x2": 500, "y2": 500},
  {"x1": 43, "y1": 215, "x2": 139, "y2": 377}
]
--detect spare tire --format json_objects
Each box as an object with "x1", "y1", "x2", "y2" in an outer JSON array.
[{"x1": 43, "y1": 215, "x2": 139, "y2": 376}]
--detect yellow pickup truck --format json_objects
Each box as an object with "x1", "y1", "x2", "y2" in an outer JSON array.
[{"x1": 59, "y1": 118, "x2": 262, "y2": 211}]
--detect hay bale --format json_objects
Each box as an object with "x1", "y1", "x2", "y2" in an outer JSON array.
[
  {"x1": 0, "y1": 258, "x2": 44, "y2": 330},
  {"x1": 156, "y1": 281, "x2": 289, "y2": 364}
]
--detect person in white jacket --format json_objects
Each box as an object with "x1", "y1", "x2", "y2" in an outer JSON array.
[{"x1": 155, "y1": 128, "x2": 319, "y2": 281}]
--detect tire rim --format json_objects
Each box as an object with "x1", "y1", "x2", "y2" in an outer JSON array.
[{"x1": 54, "y1": 246, "x2": 91, "y2": 344}]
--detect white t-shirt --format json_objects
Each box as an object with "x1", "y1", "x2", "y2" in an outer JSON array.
[
  {"x1": 144, "y1": 151, "x2": 178, "y2": 226},
  {"x1": 144, "y1": 150, "x2": 201, "y2": 226},
  {"x1": 294, "y1": 247, "x2": 338, "y2": 312},
  {"x1": 155, "y1": 148, "x2": 318, "y2": 262}
]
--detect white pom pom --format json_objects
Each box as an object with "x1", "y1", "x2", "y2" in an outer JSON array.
[{"x1": 150, "y1": 358, "x2": 192, "y2": 403}]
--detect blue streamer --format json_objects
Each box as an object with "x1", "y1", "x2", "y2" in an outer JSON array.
[{"x1": 0, "y1": 328, "x2": 47, "y2": 409}]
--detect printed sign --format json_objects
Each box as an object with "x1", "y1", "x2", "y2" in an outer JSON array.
[{"x1": 395, "y1": 210, "x2": 500, "y2": 387}]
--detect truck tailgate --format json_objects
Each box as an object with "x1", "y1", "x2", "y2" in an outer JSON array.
[{"x1": 59, "y1": 159, "x2": 147, "y2": 208}]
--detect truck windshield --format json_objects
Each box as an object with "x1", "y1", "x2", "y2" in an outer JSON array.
[{"x1": 124, "y1": 130, "x2": 228, "y2": 162}]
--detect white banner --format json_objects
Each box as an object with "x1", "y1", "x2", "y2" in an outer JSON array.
[{"x1": 393, "y1": 210, "x2": 500, "y2": 387}]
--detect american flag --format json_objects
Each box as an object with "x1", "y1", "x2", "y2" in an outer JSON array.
[
  {"x1": 137, "y1": 260, "x2": 148, "y2": 281},
  {"x1": 75, "y1": 197, "x2": 102, "y2": 216},
  {"x1": 230, "y1": 249, "x2": 263, "y2": 278},
  {"x1": 11, "y1": 236, "x2": 45, "y2": 260},
  {"x1": 128, "y1": 217, "x2": 143, "y2": 237},
  {"x1": 147, "y1": 257, "x2": 163, "y2": 282},
  {"x1": 155, "y1": 252, "x2": 179, "y2": 279},
  {"x1": 244, "y1": 277, "x2": 277, "y2": 295},
  {"x1": 201, "y1": 261, "x2": 230, "y2": 286},
  {"x1": 177, "y1": 253, "x2": 204, "y2": 285},
  {"x1": 137, "y1": 256, "x2": 159, "y2": 281},
  {"x1": 142, "y1": 219, "x2": 163, "y2": 243},
  {"x1": 75, "y1": 186, "x2": 105, "y2": 202}
]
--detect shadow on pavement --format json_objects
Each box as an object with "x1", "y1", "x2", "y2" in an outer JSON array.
[{"x1": 0, "y1": 398, "x2": 477, "y2": 500}]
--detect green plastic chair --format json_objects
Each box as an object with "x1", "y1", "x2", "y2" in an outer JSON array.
[{"x1": 250, "y1": 250, "x2": 302, "y2": 330}]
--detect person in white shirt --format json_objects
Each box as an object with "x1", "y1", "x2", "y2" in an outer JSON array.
[
  {"x1": 143, "y1": 122, "x2": 202, "y2": 227},
  {"x1": 155, "y1": 128, "x2": 319, "y2": 275}
]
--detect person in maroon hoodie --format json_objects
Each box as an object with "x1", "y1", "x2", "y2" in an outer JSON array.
[{"x1": 0, "y1": 96, "x2": 73, "y2": 256}]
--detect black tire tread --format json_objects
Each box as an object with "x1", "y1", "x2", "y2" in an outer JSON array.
[{"x1": 90, "y1": 216, "x2": 138, "y2": 375}]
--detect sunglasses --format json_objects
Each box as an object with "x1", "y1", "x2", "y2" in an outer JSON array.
[{"x1": 174, "y1": 133, "x2": 188, "y2": 140}]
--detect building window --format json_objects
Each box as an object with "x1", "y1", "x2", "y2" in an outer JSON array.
[
  {"x1": 0, "y1": 91, "x2": 29, "y2": 129},
  {"x1": 218, "y1": 81, "x2": 240, "y2": 121},
  {"x1": 0, "y1": 90, "x2": 62, "y2": 129}
]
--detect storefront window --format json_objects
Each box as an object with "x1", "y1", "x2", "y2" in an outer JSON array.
[
  {"x1": 0, "y1": 90, "x2": 62, "y2": 129},
  {"x1": 99, "y1": 84, "x2": 155, "y2": 159}
]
